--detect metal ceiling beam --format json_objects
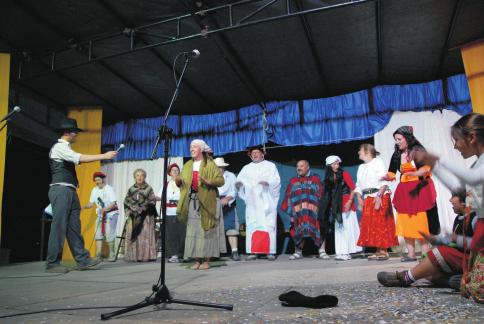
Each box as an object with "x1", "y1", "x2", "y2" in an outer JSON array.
[
  {"x1": 186, "y1": 0, "x2": 267, "y2": 110},
  {"x1": 437, "y1": 0, "x2": 462, "y2": 78},
  {"x1": 17, "y1": 0, "x2": 376, "y2": 82},
  {"x1": 95, "y1": 0, "x2": 216, "y2": 113},
  {"x1": 294, "y1": 0, "x2": 329, "y2": 96},
  {"x1": 0, "y1": 31, "x2": 132, "y2": 119},
  {"x1": 13, "y1": 0, "x2": 163, "y2": 111}
]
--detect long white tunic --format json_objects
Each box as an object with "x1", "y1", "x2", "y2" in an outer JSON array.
[{"x1": 236, "y1": 160, "x2": 281, "y2": 254}]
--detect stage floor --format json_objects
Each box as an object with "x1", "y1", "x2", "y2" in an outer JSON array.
[{"x1": 1, "y1": 253, "x2": 483, "y2": 323}]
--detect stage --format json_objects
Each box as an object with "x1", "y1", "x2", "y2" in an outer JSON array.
[{"x1": 1, "y1": 253, "x2": 483, "y2": 323}]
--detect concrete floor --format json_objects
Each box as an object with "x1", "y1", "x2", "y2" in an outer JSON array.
[{"x1": 1, "y1": 253, "x2": 484, "y2": 323}]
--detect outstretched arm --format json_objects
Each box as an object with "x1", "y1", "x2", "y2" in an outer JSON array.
[{"x1": 79, "y1": 151, "x2": 118, "y2": 163}]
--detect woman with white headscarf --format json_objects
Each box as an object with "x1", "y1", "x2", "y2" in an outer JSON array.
[
  {"x1": 320, "y1": 155, "x2": 362, "y2": 260},
  {"x1": 175, "y1": 139, "x2": 226, "y2": 270}
]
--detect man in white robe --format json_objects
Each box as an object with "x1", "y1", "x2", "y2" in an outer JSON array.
[{"x1": 236, "y1": 145, "x2": 281, "y2": 261}]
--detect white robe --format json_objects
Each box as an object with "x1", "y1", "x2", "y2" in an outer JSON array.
[{"x1": 237, "y1": 160, "x2": 281, "y2": 254}]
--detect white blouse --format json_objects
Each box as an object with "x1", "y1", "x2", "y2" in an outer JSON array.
[
  {"x1": 354, "y1": 157, "x2": 389, "y2": 198},
  {"x1": 157, "y1": 180, "x2": 181, "y2": 216},
  {"x1": 432, "y1": 153, "x2": 484, "y2": 218}
]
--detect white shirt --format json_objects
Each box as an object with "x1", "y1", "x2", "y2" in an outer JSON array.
[
  {"x1": 354, "y1": 157, "x2": 389, "y2": 198},
  {"x1": 433, "y1": 154, "x2": 484, "y2": 218},
  {"x1": 236, "y1": 160, "x2": 281, "y2": 213},
  {"x1": 49, "y1": 139, "x2": 82, "y2": 188},
  {"x1": 89, "y1": 184, "x2": 117, "y2": 215},
  {"x1": 157, "y1": 180, "x2": 181, "y2": 216},
  {"x1": 218, "y1": 170, "x2": 237, "y2": 206}
]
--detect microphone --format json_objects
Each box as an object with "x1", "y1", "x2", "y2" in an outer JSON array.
[
  {"x1": 0, "y1": 106, "x2": 20, "y2": 123},
  {"x1": 116, "y1": 144, "x2": 125, "y2": 152},
  {"x1": 182, "y1": 49, "x2": 200, "y2": 58}
]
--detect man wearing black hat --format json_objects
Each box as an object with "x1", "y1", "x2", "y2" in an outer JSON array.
[
  {"x1": 45, "y1": 118, "x2": 118, "y2": 273},
  {"x1": 81, "y1": 172, "x2": 119, "y2": 262}
]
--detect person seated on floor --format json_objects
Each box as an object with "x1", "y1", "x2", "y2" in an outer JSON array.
[{"x1": 377, "y1": 190, "x2": 477, "y2": 289}]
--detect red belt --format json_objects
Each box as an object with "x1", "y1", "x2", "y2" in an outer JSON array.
[
  {"x1": 102, "y1": 206, "x2": 119, "y2": 234},
  {"x1": 166, "y1": 203, "x2": 177, "y2": 208}
]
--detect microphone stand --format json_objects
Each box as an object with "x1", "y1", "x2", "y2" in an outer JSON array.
[
  {"x1": 0, "y1": 118, "x2": 10, "y2": 132},
  {"x1": 101, "y1": 55, "x2": 233, "y2": 321}
]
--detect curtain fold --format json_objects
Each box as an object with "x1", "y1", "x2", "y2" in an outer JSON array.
[{"x1": 102, "y1": 74, "x2": 472, "y2": 159}]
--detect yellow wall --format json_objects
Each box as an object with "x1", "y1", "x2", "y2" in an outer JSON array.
[
  {"x1": 62, "y1": 107, "x2": 103, "y2": 259},
  {"x1": 0, "y1": 54, "x2": 10, "y2": 247},
  {"x1": 461, "y1": 39, "x2": 484, "y2": 114}
]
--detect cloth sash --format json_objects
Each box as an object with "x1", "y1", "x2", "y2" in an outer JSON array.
[{"x1": 101, "y1": 206, "x2": 119, "y2": 234}]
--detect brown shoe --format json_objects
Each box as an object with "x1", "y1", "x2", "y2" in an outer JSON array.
[
  {"x1": 79, "y1": 258, "x2": 102, "y2": 271},
  {"x1": 377, "y1": 271, "x2": 411, "y2": 287},
  {"x1": 45, "y1": 266, "x2": 70, "y2": 273}
]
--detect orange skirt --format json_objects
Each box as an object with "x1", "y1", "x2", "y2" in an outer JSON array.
[
  {"x1": 395, "y1": 211, "x2": 429, "y2": 239},
  {"x1": 357, "y1": 194, "x2": 399, "y2": 249}
]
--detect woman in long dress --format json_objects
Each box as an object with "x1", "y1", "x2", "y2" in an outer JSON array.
[
  {"x1": 381, "y1": 126, "x2": 440, "y2": 262},
  {"x1": 124, "y1": 168, "x2": 157, "y2": 261},
  {"x1": 322, "y1": 155, "x2": 362, "y2": 260},
  {"x1": 176, "y1": 139, "x2": 226, "y2": 270},
  {"x1": 355, "y1": 144, "x2": 399, "y2": 261}
]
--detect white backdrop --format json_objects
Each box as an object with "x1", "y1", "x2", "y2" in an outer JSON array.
[
  {"x1": 100, "y1": 156, "x2": 184, "y2": 251},
  {"x1": 374, "y1": 110, "x2": 476, "y2": 252}
]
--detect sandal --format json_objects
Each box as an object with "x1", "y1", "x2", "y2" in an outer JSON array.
[
  {"x1": 376, "y1": 254, "x2": 389, "y2": 261},
  {"x1": 190, "y1": 262, "x2": 201, "y2": 270},
  {"x1": 319, "y1": 251, "x2": 330, "y2": 260},
  {"x1": 199, "y1": 262, "x2": 210, "y2": 270},
  {"x1": 289, "y1": 252, "x2": 303, "y2": 260},
  {"x1": 400, "y1": 256, "x2": 417, "y2": 262},
  {"x1": 367, "y1": 253, "x2": 380, "y2": 261}
]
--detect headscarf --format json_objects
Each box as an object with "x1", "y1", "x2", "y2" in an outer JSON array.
[
  {"x1": 325, "y1": 155, "x2": 341, "y2": 166},
  {"x1": 191, "y1": 139, "x2": 208, "y2": 153}
]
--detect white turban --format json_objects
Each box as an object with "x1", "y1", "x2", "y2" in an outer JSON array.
[
  {"x1": 326, "y1": 155, "x2": 342, "y2": 165},
  {"x1": 191, "y1": 139, "x2": 208, "y2": 152}
]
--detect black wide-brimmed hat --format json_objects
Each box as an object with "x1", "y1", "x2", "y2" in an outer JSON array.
[{"x1": 55, "y1": 118, "x2": 84, "y2": 132}]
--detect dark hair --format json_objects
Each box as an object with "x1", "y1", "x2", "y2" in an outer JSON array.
[
  {"x1": 360, "y1": 144, "x2": 380, "y2": 158},
  {"x1": 451, "y1": 113, "x2": 484, "y2": 144},
  {"x1": 452, "y1": 190, "x2": 467, "y2": 204},
  {"x1": 324, "y1": 164, "x2": 343, "y2": 190},
  {"x1": 391, "y1": 128, "x2": 423, "y2": 167}
]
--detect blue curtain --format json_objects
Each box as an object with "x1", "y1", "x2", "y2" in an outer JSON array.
[{"x1": 102, "y1": 74, "x2": 472, "y2": 160}]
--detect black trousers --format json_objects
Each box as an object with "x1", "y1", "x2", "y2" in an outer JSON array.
[
  {"x1": 46, "y1": 186, "x2": 92, "y2": 269},
  {"x1": 165, "y1": 216, "x2": 187, "y2": 258}
]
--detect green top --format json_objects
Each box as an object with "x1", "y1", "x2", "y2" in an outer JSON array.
[{"x1": 176, "y1": 158, "x2": 224, "y2": 230}]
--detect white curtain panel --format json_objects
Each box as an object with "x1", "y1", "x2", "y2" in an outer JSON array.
[
  {"x1": 374, "y1": 110, "x2": 476, "y2": 253},
  {"x1": 100, "y1": 156, "x2": 184, "y2": 251}
]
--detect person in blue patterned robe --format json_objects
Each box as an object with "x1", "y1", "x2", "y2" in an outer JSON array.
[{"x1": 281, "y1": 160, "x2": 328, "y2": 260}]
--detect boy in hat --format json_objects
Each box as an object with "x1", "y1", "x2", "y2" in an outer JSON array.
[
  {"x1": 46, "y1": 118, "x2": 118, "y2": 273},
  {"x1": 81, "y1": 172, "x2": 119, "y2": 262}
]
